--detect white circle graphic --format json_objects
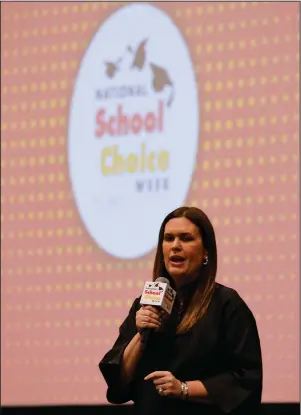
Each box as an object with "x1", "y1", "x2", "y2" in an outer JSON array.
[{"x1": 68, "y1": 4, "x2": 199, "y2": 259}]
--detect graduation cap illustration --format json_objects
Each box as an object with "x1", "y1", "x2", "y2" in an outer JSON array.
[
  {"x1": 128, "y1": 39, "x2": 148, "y2": 70},
  {"x1": 150, "y1": 63, "x2": 175, "y2": 107},
  {"x1": 154, "y1": 283, "x2": 164, "y2": 291},
  {"x1": 104, "y1": 58, "x2": 122, "y2": 79},
  {"x1": 103, "y1": 38, "x2": 175, "y2": 108}
]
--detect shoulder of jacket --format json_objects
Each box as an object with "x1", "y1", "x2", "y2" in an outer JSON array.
[{"x1": 214, "y1": 282, "x2": 250, "y2": 312}]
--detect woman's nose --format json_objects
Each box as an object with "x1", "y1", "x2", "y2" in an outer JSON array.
[{"x1": 172, "y1": 238, "x2": 182, "y2": 250}]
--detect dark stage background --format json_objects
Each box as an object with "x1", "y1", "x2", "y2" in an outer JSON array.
[{"x1": 1, "y1": 404, "x2": 300, "y2": 415}]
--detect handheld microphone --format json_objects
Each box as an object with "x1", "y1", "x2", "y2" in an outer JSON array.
[{"x1": 139, "y1": 277, "x2": 176, "y2": 350}]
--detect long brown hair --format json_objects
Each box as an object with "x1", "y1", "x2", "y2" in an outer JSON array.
[{"x1": 153, "y1": 206, "x2": 217, "y2": 334}]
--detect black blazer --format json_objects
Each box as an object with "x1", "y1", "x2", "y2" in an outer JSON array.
[{"x1": 99, "y1": 283, "x2": 263, "y2": 415}]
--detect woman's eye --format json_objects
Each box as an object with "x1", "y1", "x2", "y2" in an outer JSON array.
[
  {"x1": 182, "y1": 236, "x2": 193, "y2": 242},
  {"x1": 164, "y1": 235, "x2": 173, "y2": 242}
]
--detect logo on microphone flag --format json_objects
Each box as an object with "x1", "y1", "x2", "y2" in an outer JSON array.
[{"x1": 140, "y1": 281, "x2": 176, "y2": 314}]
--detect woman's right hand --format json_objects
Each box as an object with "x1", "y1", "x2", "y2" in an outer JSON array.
[{"x1": 136, "y1": 305, "x2": 162, "y2": 333}]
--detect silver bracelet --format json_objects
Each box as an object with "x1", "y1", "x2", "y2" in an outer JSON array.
[{"x1": 181, "y1": 381, "x2": 189, "y2": 400}]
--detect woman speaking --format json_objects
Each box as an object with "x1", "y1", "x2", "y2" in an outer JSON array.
[{"x1": 99, "y1": 207, "x2": 262, "y2": 415}]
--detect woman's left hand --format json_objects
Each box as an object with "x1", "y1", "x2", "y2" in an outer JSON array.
[{"x1": 144, "y1": 371, "x2": 182, "y2": 397}]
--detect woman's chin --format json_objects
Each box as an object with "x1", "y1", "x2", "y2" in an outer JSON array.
[{"x1": 168, "y1": 268, "x2": 187, "y2": 279}]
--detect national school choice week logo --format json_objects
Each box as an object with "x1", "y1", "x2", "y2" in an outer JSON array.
[
  {"x1": 68, "y1": 4, "x2": 199, "y2": 259},
  {"x1": 141, "y1": 281, "x2": 176, "y2": 315}
]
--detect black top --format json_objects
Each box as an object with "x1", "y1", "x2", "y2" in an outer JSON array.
[{"x1": 99, "y1": 282, "x2": 263, "y2": 415}]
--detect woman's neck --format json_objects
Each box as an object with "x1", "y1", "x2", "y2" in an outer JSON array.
[{"x1": 176, "y1": 277, "x2": 199, "y2": 301}]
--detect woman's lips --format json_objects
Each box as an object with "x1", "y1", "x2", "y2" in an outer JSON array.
[
  {"x1": 170, "y1": 261, "x2": 185, "y2": 267},
  {"x1": 169, "y1": 256, "x2": 186, "y2": 267}
]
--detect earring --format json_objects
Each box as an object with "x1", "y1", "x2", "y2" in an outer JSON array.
[{"x1": 203, "y1": 257, "x2": 208, "y2": 266}]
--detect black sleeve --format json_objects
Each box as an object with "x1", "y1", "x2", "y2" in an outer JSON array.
[
  {"x1": 201, "y1": 297, "x2": 263, "y2": 414},
  {"x1": 98, "y1": 297, "x2": 140, "y2": 404}
]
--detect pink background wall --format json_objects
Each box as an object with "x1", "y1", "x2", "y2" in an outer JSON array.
[{"x1": 1, "y1": 1, "x2": 299, "y2": 405}]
